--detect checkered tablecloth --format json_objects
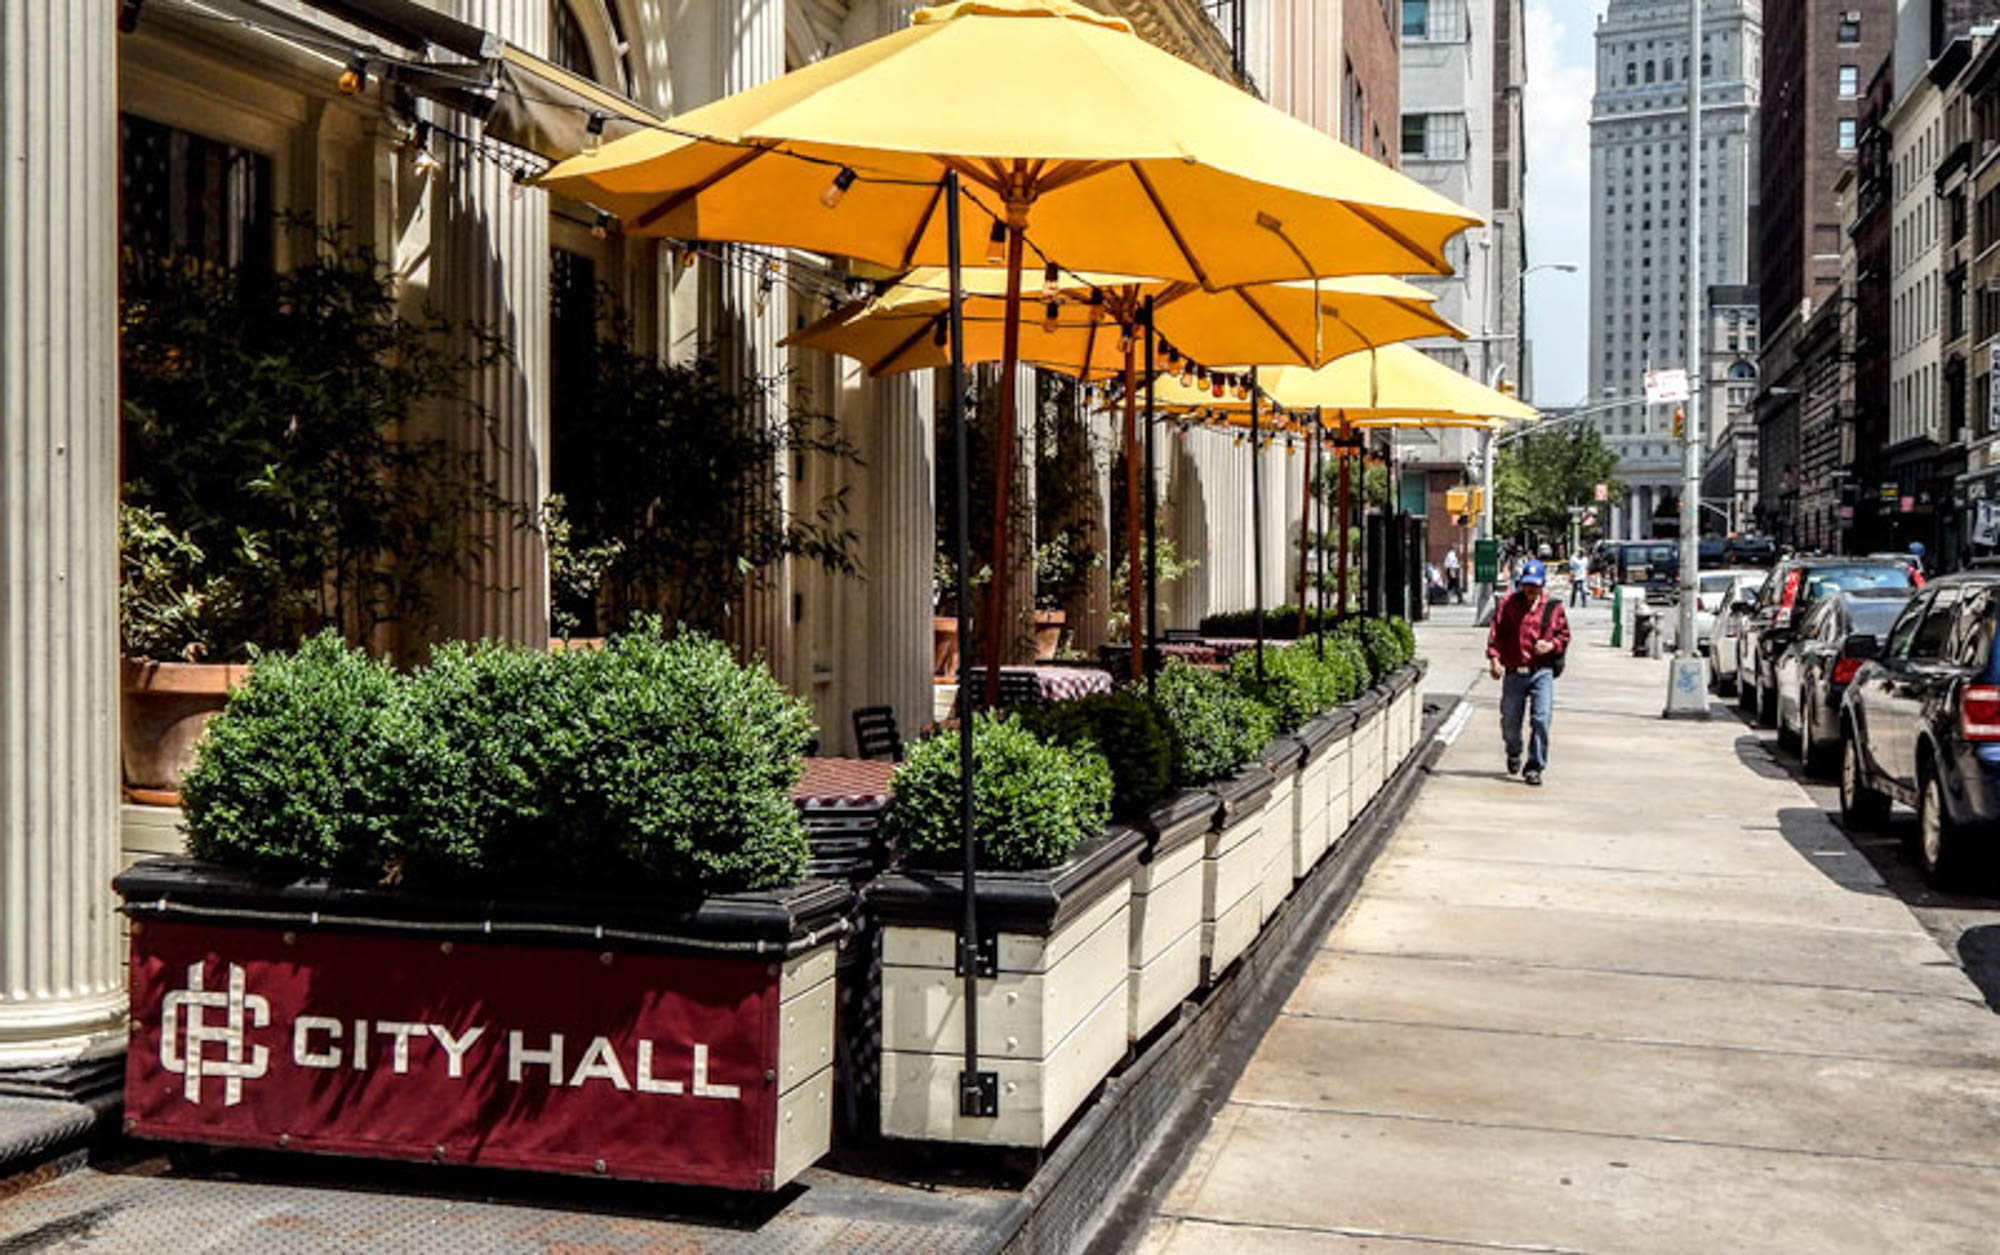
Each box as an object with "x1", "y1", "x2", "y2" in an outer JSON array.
[
  {"x1": 1102, "y1": 642, "x2": 1219, "y2": 667},
  {"x1": 965, "y1": 664, "x2": 1113, "y2": 705},
  {"x1": 792, "y1": 757, "x2": 898, "y2": 809}
]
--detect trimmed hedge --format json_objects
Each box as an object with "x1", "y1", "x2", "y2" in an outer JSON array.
[
  {"x1": 884, "y1": 713, "x2": 1113, "y2": 870},
  {"x1": 182, "y1": 623, "x2": 814, "y2": 893},
  {"x1": 1147, "y1": 659, "x2": 1275, "y2": 786},
  {"x1": 1198, "y1": 604, "x2": 1340, "y2": 640},
  {"x1": 1021, "y1": 688, "x2": 1173, "y2": 818},
  {"x1": 1228, "y1": 644, "x2": 1340, "y2": 733}
]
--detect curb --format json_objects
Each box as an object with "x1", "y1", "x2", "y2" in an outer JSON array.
[{"x1": 981, "y1": 698, "x2": 1458, "y2": 1255}]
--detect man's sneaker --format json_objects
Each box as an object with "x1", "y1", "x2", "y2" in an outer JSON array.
[
  {"x1": 1523, "y1": 769, "x2": 1543, "y2": 787},
  {"x1": 1507, "y1": 754, "x2": 1522, "y2": 775}
]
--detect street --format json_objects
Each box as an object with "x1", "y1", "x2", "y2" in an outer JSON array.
[{"x1": 1140, "y1": 597, "x2": 2000, "y2": 1253}]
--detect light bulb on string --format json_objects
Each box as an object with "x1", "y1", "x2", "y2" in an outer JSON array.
[
  {"x1": 819, "y1": 166, "x2": 857, "y2": 210},
  {"x1": 985, "y1": 222, "x2": 1007, "y2": 264},
  {"x1": 1043, "y1": 300, "x2": 1062, "y2": 333},
  {"x1": 755, "y1": 257, "x2": 778, "y2": 318},
  {"x1": 509, "y1": 165, "x2": 530, "y2": 201},
  {"x1": 590, "y1": 211, "x2": 612, "y2": 240},
  {"x1": 1118, "y1": 325, "x2": 1133, "y2": 355},
  {"x1": 1088, "y1": 287, "x2": 1104, "y2": 308},
  {"x1": 583, "y1": 111, "x2": 607, "y2": 152},
  {"x1": 1162, "y1": 341, "x2": 1181, "y2": 369},
  {"x1": 1041, "y1": 262, "x2": 1060, "y2": 300},
  {"x1": 1178, "y1": 362, "x2": 1195, "y2": 387},
  {"x1": 932, "y1": 313, "x2": 949, "y2": 348},
  {"x1": 338, "y1": 54, "x2": 368, "y2": 95},
  {"x1": 1232, "y1": 377, "x2": 1251, "y2": 401},
  {"x1": 404, "y1": 120, "x2": 439, "y2": 178},
  {"x1": 1211, "y1": 374, "x2": 1226, "y2": 399}
]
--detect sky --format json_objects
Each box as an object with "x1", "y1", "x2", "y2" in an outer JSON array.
[{"x1": 1522, "y1": 0, "x2": 1605, "y2": 406}]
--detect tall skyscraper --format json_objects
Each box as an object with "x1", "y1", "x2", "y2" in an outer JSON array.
[{"x1": 1589, "y1": 0, "x2": 1762, "y2": 538}]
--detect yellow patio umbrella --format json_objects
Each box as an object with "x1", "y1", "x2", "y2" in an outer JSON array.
[
  {"x1": 784, "y1": 270, "x2": 1463, "y2": 380},
  {"x1": 539, "y1": 0, "x2": 1481, "y2": 708},
  {"x1": 1151, "y1": 343, "x2": 1539, "y2": 426}
]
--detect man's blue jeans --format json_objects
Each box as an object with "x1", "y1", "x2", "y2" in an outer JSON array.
[{"x1": 1500, "y1": 668, "x2": 1555, "y2": 772}]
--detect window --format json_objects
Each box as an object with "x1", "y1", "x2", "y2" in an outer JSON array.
[
  {"x1": 1401, "y1": 0, "x2": 1429, "y2": 38},
  {"x1": 1838, "y1": 16, "x2": 1860, "y2": 42},
  {"x1": 118, "y1": 113, "x2": 272, "y2": 274},
  {"x1": 1627, "y1": 62, "x2": 1638, "y2": 86},
  {"x1": 550, "y1": 0, "x2": 600, "y2": 82},
  {"x1": 1911, "y1": 588, "x2": 1963, "y2": 660},
  {"x1": 1701, "y1": 52, "x2": 1712, "y2": 76},
  {"x1": 1400, "y1": 114, "x2": 1426, "y2": 157},
  {"x1": 1645, "y1": 60, "x2": 1656, "y2": 83},
  {"x1": 1839, "y1": 119, "x2": 1857, "y2": 151},
  {"x1": 1839, "y1": 65, "x2": 1859, "y2": 97}
]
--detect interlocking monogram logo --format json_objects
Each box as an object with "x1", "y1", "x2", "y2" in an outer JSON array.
[{"x1": 160, "y1": 961, "x2": 269, "y2": 1105}]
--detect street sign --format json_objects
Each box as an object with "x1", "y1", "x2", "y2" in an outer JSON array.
[
  {"x1": 1643, "y1": 368, "x2": 1690, "y2": 404},
  {"x1": 1474, "y1": 539, "x2": 1499, "y2": 583},
  {"x1": 1594, "y1": 482, "x2": 1608, "y2": 502}
]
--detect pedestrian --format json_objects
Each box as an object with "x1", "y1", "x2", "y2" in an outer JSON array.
[
  {"x1": 1568, "y1": 549, "x2": 1588, "y2": 607},
  {"x1": 1486, "y1": 558, "x2": 1571, "y2": 787},
  {"x1": 1443, "y1": 546, "x2": 1462, "y2": 603}
]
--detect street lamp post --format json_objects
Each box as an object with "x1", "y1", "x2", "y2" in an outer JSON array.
[
  {"x1": 1665, "y1": 0, "x2": 1706, "y2": 716},
  {"x1": 1475, "y1": 260, "x2": 1579, "y2": 625}
]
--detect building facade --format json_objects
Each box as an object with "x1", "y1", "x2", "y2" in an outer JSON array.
[
  {"x1": 1702, "y1": 284, "x2": 1762, "y2": 532},
  {"x1": 1588, "y1": 0, "x2": 1763, "y2": 539}
]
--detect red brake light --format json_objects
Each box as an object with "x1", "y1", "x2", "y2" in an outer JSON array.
[
  {"x1": 1831, "y1": 658, "x2": 1862, "y2": 685},
  {"x1": 1960, "y1": 684, "x2": 2000, "y2": 741},
  {"x1": 1781, "y1": 569, "x2": 1802, "y2": 606},
  {"x1": 1913, "y1": 570, "x2": 1926, "y2": 588}
]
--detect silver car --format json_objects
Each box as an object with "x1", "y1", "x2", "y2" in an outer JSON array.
[{"x1": 1706, "y1": 570, "x2": 1767, "y2": 693}]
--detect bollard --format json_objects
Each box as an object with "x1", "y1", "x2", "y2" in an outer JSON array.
[{"x1": 1610, "y1": 585, "x2": 1623, "y2": 647}]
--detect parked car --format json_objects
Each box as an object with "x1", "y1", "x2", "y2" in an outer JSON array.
[
  {"x1": 1699, "y1": 537, "x2": 1727, "y2": 567},
  {"x1": 1607, "y1": 540, "x2": 1680, "y2": 587},
  {"x1": 1669, "y1": 568, "x2": 1762, "y2": 656},
  {"x1": 1707, "y1": 571, "x2": 1768, "y2": 692},
  {"x1": 1738, "y1": 558, "x2": 1920, "y2": 726},
  {"x1": 1840, "y1": 570, "x2": 2000, "y2": 885},
  {"x1": 1772, "y1": 588, "x2": 1914, "y2": 774}
]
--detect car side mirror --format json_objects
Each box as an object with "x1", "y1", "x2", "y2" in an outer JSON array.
[
  {"x1": 1734, "y1": 593, "x2": 1758, "y2": 611},
  {"x1": 1842, "y1": 634, "x2": 1881, "y2": 660}
]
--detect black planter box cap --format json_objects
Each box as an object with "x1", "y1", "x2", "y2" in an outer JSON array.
[
  {"x1": 868, "y1": 824, "x2": 1146, "y2": 935},
  {"x1": 1210, "y1": 763, "x2": 1277, "y2": 827},
  {"x1": 1293, "y1": 713, "x2": 1344, "y2": 758},
  {"x1": 1139, "y1": 789, "x2": 1219, "y2": 862},
  {"x1": 1262, "y1": 735, "x2": 1306, "y2": 775},
  {"x1": 1351, "y1": 687, "x2": 1388, "y2": 717},
  {"x1": 114, "y1": 856, "x2": 852, "y2": 955}
]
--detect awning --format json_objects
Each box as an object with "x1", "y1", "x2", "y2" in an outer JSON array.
[{"x1": 485, "y1": 44, "x2": 665, "y2": 163}]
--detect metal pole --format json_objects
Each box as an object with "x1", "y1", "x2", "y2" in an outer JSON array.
[
  {"x1": 944, "y1": 174, "x2": 992, "y2": 1118},
  {"x1": 1314, "y1": 409, "x2": 1326, "y2": 656},
  {"x1": 1251, "y1": 369, "x2": 1265, "y2": 681},
  {"x1": 1297, "y1": 423, "x2": 1313, "y2": 636},
  {"x1": 1120, "y1": 341, "x2": 1144, "y2": 684},
  {"x1": 1667, "y1": 0, "x2": 1706, "y2": 715},
  {"x1": 1337, "y1": 421, "x2": 1352, "y2": 623},
  {"x1": 1143, "y1": 297, "x2": 1159, "y2": 695},
  {"x1": 981, "y1": 181, "x2": 1028, "y2": 712}
]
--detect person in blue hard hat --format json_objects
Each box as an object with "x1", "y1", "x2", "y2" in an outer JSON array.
[{"x1": 1485, "y1": 558, "x2": 1571, "y2": 786}]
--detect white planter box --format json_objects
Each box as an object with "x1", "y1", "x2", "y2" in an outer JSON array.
[
  {"x1": 1127, "y1": 791, "x2": 1215, "y2": 1043},
  {"x1": 874, "y1": 828, "x2": 1144, "y2": 1149},
  {"x1": 1202, "y1": 767, "x2": 1275, "y2": 983},
  {"x1": 1322, "y1": 721, "x2": 1355, "y2": 853},
  {"x1": 1255, "y1": 751, "x2": 1300, "y2": 924},
  {"x1": 1293, "y1": 714, "x2": 1346, "y2": 872}
]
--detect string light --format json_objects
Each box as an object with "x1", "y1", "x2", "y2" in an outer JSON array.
[
  {"x1": 986, "y1": 222, "x2": 1008, "y2": 264},
  {"x1": 1088, "y1": 287, "x2": 1105, "y2": 307},
  {"x1": 118, "y1": 0, "x2": 145, "y2": 34},
  {"x1": 820, "y1": 166, "x2": 857, "y2": 209},
  {"x1": 1162, "y1": 341, "x2": 1181, "y2": 369},
  {"x1": 1043, "y1": 300, "x2": 1062, "y2": 333},
  {"x1": 590, "y1": 210, "x2": 612, "y2": 240},
  {"x1": 755, "y1": 257, "x2": 778, "y2": 317},
  {"x1": 1179, "y1": 361, "x2": 1195, "y2": 387},
  {"x1": 1232, "y1": 377, "x2": 1251, "y2": 401},
  {"x1": 932, "y1": 313, "x2": 949, "y2": 347},
  {"x1": 404, "y1": 120, "x2": 439, "y2": 178},
  {"x1": 1118, "y1": 324, "x2": 1133, "y2": 354},
  {"x1": 584, "y1": 110, "x2": 607, "y2": 152},
  {"x1": 338, "y1": 54, "x2": 367, "y2": 95},
  {"x1": 1211, "y1": 374, "x2": 1226, "y2": 399},
  {"x1": 1041, "y1": 262, "x2": 1060, "y2": 300}
]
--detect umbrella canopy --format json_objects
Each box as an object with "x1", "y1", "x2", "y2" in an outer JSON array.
[
  {"x1": 1151, "y1": 343, "x2": 1538, "y2": 427},
  {"x1": 538, "y1": 0, "x2": 1480, "y2": 284},
  {"x1": 783, "y1": 270, "x2": 1463, "y2": 379}
]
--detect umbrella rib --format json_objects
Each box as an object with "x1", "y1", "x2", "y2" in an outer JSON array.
[
  {"x1": 878, "y1": 317, "x2": 938, "y2": 376},
  {"x1": 1131, "y1": 165, "x2": 1210, "y2": 288},
  {"x1": 1341, "y1": 202, "x2": 1443, "y2": 274},
  {"x1": 632, "y1": 145, "x2": 770, "y2": 231},
  {"x1": 898, "y1": 179, "x2": 949, "y2": 271},
  {"x1": 1036, "y1": 160, "x2": 1119, "y2": 195},
  {"x1": 1236, "y1": 287, "x2": 1313, "y2": 366}
]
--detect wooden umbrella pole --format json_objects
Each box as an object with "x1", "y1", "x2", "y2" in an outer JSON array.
[
  {"x1": 1313, "y1": 413, "x2": 1325, "y2": 658},
  {"x1": 1296, "y1": 422, "x2": 1313, "y2": 636},
  {"x1": 1251, "y1": 368, "x2": 1264, "y2": 682},
  {"x1": 1121, "y1": 338, "x2": 1144, "y2": 683},
  {"x1": 981, "y1": 192, "x2": 1030, "y2": 711},
  {"x1": 1336, "y1": 421, "x2": 1352, "y2": 623}
]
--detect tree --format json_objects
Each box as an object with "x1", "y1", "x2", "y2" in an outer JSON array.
[{"x1": 1494, "y1": 425, "x2": 1622, "y2": 540}]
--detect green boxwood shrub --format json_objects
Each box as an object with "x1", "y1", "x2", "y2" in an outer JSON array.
[
  {"x1": 182, "y1": 631, "x2": 408, "y2": 877},
  {"x1": 181, "y1": 622, "x2": 814, "y2": 894},
  {"x1": 1228, "y1": 644, "x2": 1340, "y2": 733},
  {"x1": 1146, "y1": 660, "x2": 1275, "y2": 786},
  {"x1": 1021, "y1": 688, "x2": 1172, "y2": 817},
  {"x1": 1198, "y1": 604, "x2": 1339, "y2": 640},
  {"x1": 884, "y1": 713, "x2": 1112, "y2": 871}
]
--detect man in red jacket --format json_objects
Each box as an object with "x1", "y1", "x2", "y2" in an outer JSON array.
[{"x1": 1486, "y1": 558, "x2": 1571, "y2": 786}]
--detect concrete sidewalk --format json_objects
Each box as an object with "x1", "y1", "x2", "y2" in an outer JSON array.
[{"x1": 1140, "y1": 600, "x2": 2000, "y2": 1253}]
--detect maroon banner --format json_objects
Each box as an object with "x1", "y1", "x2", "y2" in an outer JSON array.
[{"x1": 127, "y1": 919, "x2": 782, "y2": 1189}]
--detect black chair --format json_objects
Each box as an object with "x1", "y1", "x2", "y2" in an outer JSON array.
[{"x1": 851, "y1": 705, "x2": 903, "y2": 762}]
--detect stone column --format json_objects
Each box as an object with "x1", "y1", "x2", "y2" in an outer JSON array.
[
  {"x1": 0, "y1": 0, "x2": 127, "y2": 1071},
  {"x1": 420, "y1": 0, "x2": 551, "y2": 648},
  {"x1": 852, "y1": 370, "x2": 936, "y2": 742}
]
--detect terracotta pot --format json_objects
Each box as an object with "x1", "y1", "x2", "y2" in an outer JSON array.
[
  {"x1": 120, "y1": 659, "x2": 250, "y2": 804},
  {"x1": 548, "y1": 636, "x2": 607, "y2": 653},
  {"x1": 1033, "y1": 609, "x2": 1066, "y2": 661},
  {"x1": 932, "y1": 616, "x2": 959, "y2": 679}
]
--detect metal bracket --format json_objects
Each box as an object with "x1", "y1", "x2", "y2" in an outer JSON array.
[
  {"x1": 959, "y1": 1069, "x2": 999, "y2": 1117},
  {"x1": 954, "y1": 927, "x2": 997, "y2": 978}
]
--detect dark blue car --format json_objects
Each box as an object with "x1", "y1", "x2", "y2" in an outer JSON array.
[{"x1": 1840, "y1": 571, "x2": 2000, "y2": 886}]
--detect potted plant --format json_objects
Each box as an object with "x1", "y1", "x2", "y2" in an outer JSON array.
[
  {"x1": 1146, "y1": 661, "x2": 1275, "y2": 984},
  {"x1": 115, "y1": 227, "x2": 503, "y2": 804},
  {"x1": 871, "y1": 714, "x2": 1137, "y2": 1149},
  {"x1": 114, "y1": 625, "x2": 845, "y2": 1191}
]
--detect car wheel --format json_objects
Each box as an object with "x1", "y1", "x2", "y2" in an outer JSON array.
[
  {"x1": 1840, "y1": 732, "x2": 1891, "y2": 832},
  {"x1": 1736, "y1": 657, "x2": 1757, "y2": 711},
  {"x1": 1756, "y1": 667, "x2": 1778, "y2": 727},
  {"x1": 1716, "y1": 662, "x2": 1737, "y2": 696},
  {"x1": 1776, "y1": 690, "x2": 1801, "y2": 753},
  {"x1": 1918, "y1": 770, "x2": 1970, "y2": 890}
]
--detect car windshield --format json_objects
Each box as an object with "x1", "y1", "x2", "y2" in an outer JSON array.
[
  {"x1": 1846, "y1": 597, "x2": 1910, "y2": 635},
  {"x1": 1800, "y1": 565, "x2": 1915, "y2": 607},
  {"x1": 1699, "y1": 574, "x2": 1736, "y2": 594}
]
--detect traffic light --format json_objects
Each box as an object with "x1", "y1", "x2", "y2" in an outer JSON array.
[
  {"x1": 1445, "y1": 487, "x2": 1469, "y2": 516},
  {"x1": 1673, "y1": 405, "x2": 1685, "y2": 440}
]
